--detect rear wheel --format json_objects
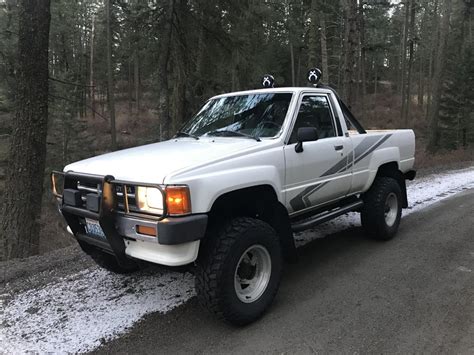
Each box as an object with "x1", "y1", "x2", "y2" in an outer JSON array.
[
  {"x1": 361, "y1": 177, "x2": 402, "y2": 240},
  {"x1": 195, "y1": 217, "x2": 282, "y2": 325}
]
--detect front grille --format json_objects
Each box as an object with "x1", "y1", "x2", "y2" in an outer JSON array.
[
  {"x1": 59, "y1": 172, "x2": 164, "y2": 218},
  {"x1": 115, "y1": 185, "x2": 141, "y2": 213}
]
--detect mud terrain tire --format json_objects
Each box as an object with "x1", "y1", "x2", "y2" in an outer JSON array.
[{"x1": 195, "y1": 217, "x2": 282, "y2": 325}]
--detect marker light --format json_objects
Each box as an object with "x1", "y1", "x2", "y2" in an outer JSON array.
[
  {"x1": 136, "y1": 225, "x2": 157, "y2": 237},
  {"x1": 166, "y1": 186, "x2": 191, "y2": 215}
]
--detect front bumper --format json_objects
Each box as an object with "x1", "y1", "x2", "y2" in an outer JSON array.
[{"x1": 53, "y1": 171, "x2": 207, "y2": 267}]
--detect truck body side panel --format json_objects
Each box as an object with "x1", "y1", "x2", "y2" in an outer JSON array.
[{"x1": 349, "y1": 129, "x2": 415, "y2": 194}]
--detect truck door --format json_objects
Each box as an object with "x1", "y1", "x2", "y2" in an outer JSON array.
[{"x1": 284, "y1": 93, "x2": 353, "y2": 215}]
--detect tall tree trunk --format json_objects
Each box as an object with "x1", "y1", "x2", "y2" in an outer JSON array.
[
  {"x1": 358, "y1": 2, "x2": 367, "y2": 115},
  {"x1": 290, "y1": 42, "x2": 296, "y2": 87},
  {"x1": 296, "y1": 46, "x2": 302, "y2": 87},
  {"x1": 308, "y1": 0, "x2": 318, "y2": 67},
  {"x1": 404, "y1": 0, "x2": 416, "y2": 126},
  {"x1": 417, "y1": 2, "x2": 428, "y2": 108},
  {"x1": 374, "y1": 58, "x2": 378, "y2": 106},
  {"x1": 342, "y1": 0, "x2": 358, "y2": 106},
  {"x1": 320, "y1": 13, "x2": 329, "y2": 84},
  {"x1": 400, "y1": 0, "x2": 410, "y2": 120},
  {"x1": 157, "y1": 0, "x2": 175, "y2": 140},
  {"x1": 426, "y1": 48, "x2": 433, "y2": 119},
  {"x1": 231, "y1": 48, "x2": 240, "y2": 91},
  {"x1": 106, "y1": 0, "x2": 116, "y2": 150},
  {"x1": 417, "y1": 53, "x2": 424, "y2": 108},
  {"x1": 194, "y1": 12, "x2": 207, "y2": 102},
  {"x1": 89, "y1": 15, "x2": 95, "y2": 119},
  {"x1": 127, "y1": 45, "x2": 133, "y2": 116},
  {"x1": 425, "y1": 0, "x2": 439, "y2": 121},
  {"x1": 0, "y1": 0, "x2": 51, "y2": 261},
  {"x1": 427, "y1": 0, "x2": 452, "y2": 152},
  {"x1": 134, "y1": 49, "x2": 140, "y2": 114}
]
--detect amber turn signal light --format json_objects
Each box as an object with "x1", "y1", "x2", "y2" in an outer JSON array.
[
  {"x1": 136, "y1": 225, "x2": 156, "y2": 237},
  {"x1": 166, "y1": 186, "x2": 191, "y2": 215}
]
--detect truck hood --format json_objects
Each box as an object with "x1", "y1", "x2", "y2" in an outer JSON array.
[{"x1": 64, "y1": 138, "x2": 265, "y2": 183}]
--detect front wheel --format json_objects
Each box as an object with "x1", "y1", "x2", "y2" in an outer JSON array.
[
  {"x1": 195, "y1": 217, "x2": 282, "y2": 326},
  {"x1": 361, "y1": 177, "x2": 403, "y2": 240}
]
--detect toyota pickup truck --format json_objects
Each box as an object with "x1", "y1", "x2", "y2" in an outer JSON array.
[{"x1": 51, "y1": 71, "x2": 416, "y2": 325}]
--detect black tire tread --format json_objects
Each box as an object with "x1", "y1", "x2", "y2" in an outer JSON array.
[
  {"x1": 195, "y1": 217, "x2": 281, "y2": 325},
  {"x1": 361, "y1": 176, "x2": 402, "y2": 240}
]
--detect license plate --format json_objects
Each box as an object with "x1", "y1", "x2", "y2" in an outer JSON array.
[{"x1": 85, "y1": 218, "x2": 106, "y2": 240}]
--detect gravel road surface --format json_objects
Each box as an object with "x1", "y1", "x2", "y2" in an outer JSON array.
[{"x1": 95, "y1": 188, "x2": 474, "y2": 354}]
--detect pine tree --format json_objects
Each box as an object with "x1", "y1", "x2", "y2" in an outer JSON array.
[{"x1": 1, "y1": 0, "x2": 51, "y2": 261}]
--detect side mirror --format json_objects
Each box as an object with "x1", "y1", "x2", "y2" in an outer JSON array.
[{"x1": 295, "y1": 127, "x2": 318, "y2": 153}]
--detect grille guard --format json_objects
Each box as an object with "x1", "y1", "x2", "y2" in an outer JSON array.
[
  {"x1": 51, "y1": 170, "x2": 168, "y2": 267},
  {"x1": 51, "y1": 170, "x2": 168, "y2": 218}
]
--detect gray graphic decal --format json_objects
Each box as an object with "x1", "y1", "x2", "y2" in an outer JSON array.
[{"x1": 289, "y1": 134, "x2": 392, "y2": 212}]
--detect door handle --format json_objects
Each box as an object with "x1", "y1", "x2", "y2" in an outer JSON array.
[{"x1": 334, "y1": 145, "x2": 343, "y2": 151}]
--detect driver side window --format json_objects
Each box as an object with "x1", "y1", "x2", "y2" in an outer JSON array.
[{"x1": 289, "y1": 95, "x2": 336, "y2": 144}]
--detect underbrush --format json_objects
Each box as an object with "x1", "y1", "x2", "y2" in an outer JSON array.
[{"x1": 415, "y1": 147, "x2": 474, "y2": 169}]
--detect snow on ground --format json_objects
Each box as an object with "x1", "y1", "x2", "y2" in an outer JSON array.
[
  {"x1": 295, "y1": 167, "x2": 474, "y2": 246},
  {"x1": 1, "y1": 269, "x2": 195, "y2": 353},
  {"x1": 1, "y1": 167, "x2": 473, "y2": 353}
]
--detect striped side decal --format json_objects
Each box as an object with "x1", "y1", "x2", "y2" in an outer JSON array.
[
  {"x1": 354, "y1": 134, "x2": 391, "y2": 165},
  {"x1": 289, "y1": 134, "x2": 392, "y2": 212}
]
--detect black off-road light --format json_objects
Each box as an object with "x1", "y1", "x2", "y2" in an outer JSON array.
[
  {"x1": 261, "y1": 74, "x2": 275, "y2": 88},
  {"x1": 307, "y1": 68, "x2": 322, "y2": 86}
]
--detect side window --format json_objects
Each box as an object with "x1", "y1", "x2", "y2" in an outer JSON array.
[{"x1": 289, "y1": 95, "x2": 336, "y2": 143}]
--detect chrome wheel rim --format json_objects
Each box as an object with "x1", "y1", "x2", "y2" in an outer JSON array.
[
  {"x1": 384, "y1": 192, "x2": 398, "y2": 227},
  {"x1": 234, "y1": 245, "x2": 272, "y2": 303}
]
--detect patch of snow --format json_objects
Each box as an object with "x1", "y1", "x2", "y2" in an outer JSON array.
[
  {"x1": 1, "y1": 269, "x2": 194, "y2": 353},
  {"x1": 1, "y1": 167, "x2": 473, "y2": 353}
]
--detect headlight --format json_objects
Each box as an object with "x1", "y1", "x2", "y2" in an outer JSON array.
[
  {"x1": 136, "y1": 186, "x2": 164, "y2": 214},
  {"x1": 135, "y1": 185, "x2": 191, "y2": 216}
]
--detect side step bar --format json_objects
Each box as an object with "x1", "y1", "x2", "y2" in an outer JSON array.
[{"x1": 291, "y1": 200, "x2": 364, "y2": 232}]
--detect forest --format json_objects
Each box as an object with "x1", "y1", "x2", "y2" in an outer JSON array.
[{"x1": 0, "y1": 0, "x2": 473, "y2": 261}]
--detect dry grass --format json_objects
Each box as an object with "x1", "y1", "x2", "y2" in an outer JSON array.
[
  {"x1": 354, "y1": 93, "x2": 428, "y2": 137},
  {"x1": 415, "y1": 147, "x2": 474, "y2": 169},
  {"x1": 83, "y1": 98, "x2": 161, "y2": 155}
]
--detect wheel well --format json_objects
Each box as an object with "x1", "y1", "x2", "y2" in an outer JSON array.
[
  {"x1": 375, "y1": 162, "x2": 408, "y2": 208},
  {"x1": 207, "y1": 185, "x2": 297, "y2": 262},
  {"x1": 209, "y1": 185, "x2": 277, "y2": 220}
]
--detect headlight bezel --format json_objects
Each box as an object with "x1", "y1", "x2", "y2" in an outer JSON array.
[{"x1": 135, "y1": 184, "x2": 192, "y2": 216}]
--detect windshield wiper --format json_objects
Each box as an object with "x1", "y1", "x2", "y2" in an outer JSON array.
[
  {"x1": 175, "y1": 131, "x2": 199, "y2": 140},
  {"x1": 206, "y1": 130, "x2": 261, "y2": 142}
]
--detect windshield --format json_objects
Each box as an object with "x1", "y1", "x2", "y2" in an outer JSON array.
[{"x1": 179, "y1": 93, "x2": 293, "y2": 139}]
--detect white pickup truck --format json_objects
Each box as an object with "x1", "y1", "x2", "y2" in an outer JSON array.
[{"x1": 52, "y1": 71, "x2": 416, "y2": 325}]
